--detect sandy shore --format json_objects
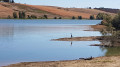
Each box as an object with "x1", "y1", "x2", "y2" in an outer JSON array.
[
  {"x1": 52, "y1": 36, "x2": 102, "y2": 41},
  {"x1": 90, "y1": 25, "x2": 106, "y2": 31},
  {"x1": 84, "y1": 25, "x2": 106, "y2": 31},
  {"x1": 4, "y1": 56, "x2": 120, "y2": 67}
]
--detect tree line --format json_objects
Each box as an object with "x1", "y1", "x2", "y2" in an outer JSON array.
[
  {"x1": 72, "y1": 15, "x2": 95, "y2": 20},
  {"x1": 8, "y1": 11, "x2": 109, "y2": 20},
  {"x1": 0, "y1": 0, "x2": 14, "y2": 3},
  {"x1": 8, "y1": 11, "x2": 63, "y2": 19}
]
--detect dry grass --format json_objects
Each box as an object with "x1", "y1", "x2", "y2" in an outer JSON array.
[
  {"x1": 25, "y1": 5, "x2": 92, "y2": 18},
  {"x1": 0, "y1": 3, "x2": 116, "y2": 19},
  {"x1": 0, "y1": 3, "x2": 14, "y2": 18},
  {"x1": 65, "y1": 8, "x2": 115, "y2": 16},
  {"x1": 0, "y1": 3, "x2": 60, "y2": 18}
]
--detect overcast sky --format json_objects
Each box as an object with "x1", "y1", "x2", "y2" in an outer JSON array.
[{"x1": 14, "y1": 0, "x2": 120, "y2": 9}]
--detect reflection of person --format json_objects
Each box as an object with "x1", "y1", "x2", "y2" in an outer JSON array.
[
  {"x1": 71, "y1": 33, "x2": 72, "y2": 38},
  {"x1": 71, "y1": 41, "x2": 72, "y2": 46}
]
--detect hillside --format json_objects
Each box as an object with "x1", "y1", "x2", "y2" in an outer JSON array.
[
  {"x1": 0, "y1": 2, "x2": 116, "y2": 19},
  {"x1": 94, "y1": 8, "x2": 120, "y2": 13}
]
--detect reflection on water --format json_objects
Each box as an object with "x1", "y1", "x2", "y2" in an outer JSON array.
[
  {"x1": 0, "y1": 24, "x2": 14, "y2": 37},
  {"x1": 0, "y1": 19, "x2": 106, "y2": 66},
  {"x1": 100, "y1": 46, "x2": 120, "y2": 56}
]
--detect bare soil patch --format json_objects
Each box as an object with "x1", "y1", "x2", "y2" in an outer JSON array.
[{"x1": 4, "y1": 56, "x2": 120, "y2": 67}]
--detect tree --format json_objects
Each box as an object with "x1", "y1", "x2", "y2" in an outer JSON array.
[
  {"x1": 78, "y1": 16, "x2": 82, "y2": 19},
  {"x1": 31, "y1": 15, "x2": 37, "y2": 19},
  {"x1": 11, "y1": 0, "x2": 14, "y2": 3},
  {"x1": 90, "y1": 15, "x2": 95, "y2": 20},
  {"x1": 22, "y1": 11, "x2": 26, "y2": 19},
  {"x1": 43, "y1": 15, "x2": 48, "y2": 19},
  {"x1": 3, "y1": 0, "x2": 9, "y2": 2},
  {"x1": 19, "y1": 11, "x2": 22, "y2": 19},
  {"x1": 96, "y1": 13, "x2": 111, "y2": 20},
  {"x1": 89, "y1": 7, "x2": 92, "y2": 9},
  {"x1": 111, "y1": 13, "x2": 120, "y2": 30},
  {"x1": 54, "y1": 17, "x2": 57, "y2": 19},
  {"x1": 13, "y1": 12, "x2": 18, "y2": 19},
  {"x1": 18, "y1": 11, "x2": 26, "y2": 19},
  {"x1": 72, "y1": 16, "x2": 75, "y2": 19},
  {"x1": 59, "y1": 17, "x2": 62, "y2": 19}
]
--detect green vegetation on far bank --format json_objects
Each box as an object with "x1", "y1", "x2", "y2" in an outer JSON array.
[{"x1": 6, "y1": 11, "x2": 95, "y2": 20}]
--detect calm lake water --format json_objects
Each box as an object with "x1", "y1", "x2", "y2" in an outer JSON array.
[{"x1": 0, "y1": 19, "x2": 107, "y2": 66}]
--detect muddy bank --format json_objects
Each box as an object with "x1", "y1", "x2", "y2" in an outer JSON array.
[
  {"x1": 52, "y1": 36, "x2": 120, "y2": 47},
  {"x1": 52, "y1": 36, "x2": 102, "y2": 41},
  {"x1": 4, "y1": 56, "x2": 120, "y2": 67},
  {"x1": 91, "y1": 25, "x2": 106, "y2": 30},
  {"x1": 86, "y1": 25, "x2": 106, "y2": 31}
]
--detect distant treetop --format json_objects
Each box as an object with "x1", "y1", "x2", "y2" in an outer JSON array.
[{"x1": 0, "y1": 0, "x2": 14, "y2": 3}]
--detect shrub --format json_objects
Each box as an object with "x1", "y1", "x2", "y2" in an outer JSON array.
[
  {"x1": 19, "y1": 11, "x2": 26, "y2": 19},
  {"x1": 13, "y1": 12, "x2": 18, "y2": 19},
  {"x1": 78, "y1": 16, "x2": 82, "y2": 19},
  {"x1": 31, "y1": 15, "x2": 37, "y2": 19},
  {"x1": 43, "y1": 15, "x2": 48, "y2": 19},
  {"x1": 96, "y1": 13, "x2": 111, "y2": 20},
  {"x1": 54, "y1": 17, "x2": 57, "y2": 19},
  {"x1": 58, "y1": 17, "x2": 62, "y2": 19},
  {"x1": 90, "y1": 15, "x2": 95, "y2": 20},
  {"x1": 19, "y1": 11, "x2": 22, "y2": 19},
  {"x1": 72, "y1": 16, "x2": 75, "y2": 19},
  {"x1": 22, "y1": 11, "x2": 26, "y2": 19},
  {"x1": 111, "y1": 13, "x2": 120, "y2": 30}
]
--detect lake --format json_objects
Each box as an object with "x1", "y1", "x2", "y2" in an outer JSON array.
[{"x1": 0, "y1": 19, "x2": 107, "y2": 66}]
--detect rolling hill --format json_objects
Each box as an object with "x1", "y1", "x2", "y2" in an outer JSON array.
[{"x1": 0, "y1": 2, "x2": 116, "y2": 19}]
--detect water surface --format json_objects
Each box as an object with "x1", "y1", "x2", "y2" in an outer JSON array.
[{"x1": 0, "y1": 19, "x2": 107, "y2": 66}]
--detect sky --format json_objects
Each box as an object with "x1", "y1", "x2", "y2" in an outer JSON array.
[{"x1": 15, "y1": 0, "x2": 120, "y2": 9}]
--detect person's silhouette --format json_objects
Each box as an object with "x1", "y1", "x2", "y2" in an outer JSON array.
[{"x1": 71, "y1": 33, "x2": 72, "y2": 38}]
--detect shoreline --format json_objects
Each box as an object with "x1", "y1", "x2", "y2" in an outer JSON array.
[
  {"x1": 52, "y1": 36, "x2": 102, "y2": 41},
  {"x1": 3, "y1": 56, "x2": 120, "y2": 67}
]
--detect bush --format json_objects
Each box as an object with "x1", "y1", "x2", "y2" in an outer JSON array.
[
  {"x1": 90, "y1": 15, "x2": 95, "y2": 20},
  {"x1": 22, "y1": 11, "x2": 26, "y2": 19},
  {"x1": 72, "y1": 16, "x2": 75, "y2": 19},
  {"x1": 31, "y1": 15, "x2": 37, "y2": 19},
  {"x1": 43, "y1": 15, "x2": 48, "y2": 19},
  {"x1": 19, "y1": 11, "x2": 26, "y2": 19},
  {"x1": 58, "y1": 17, "x2": 62, "y2": 19},
  {"x1": 54, "y1": 17, "x2": 57, "y2": 19},
  {"x1": 13, "y1": 12, "x2": 18, "y2": 19},
  {"x1": 96, "y1": 13, "x2": 111, "y2": 20},
  {"x1": 111, "y1": 13, "x2": 120, "y2": 30},
  {"x1": 19, "y1": 11, "x2": 22, "y2": 19},
  {"x1": 78, "y1": 16, "x2": 82, "y2": 19}
]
